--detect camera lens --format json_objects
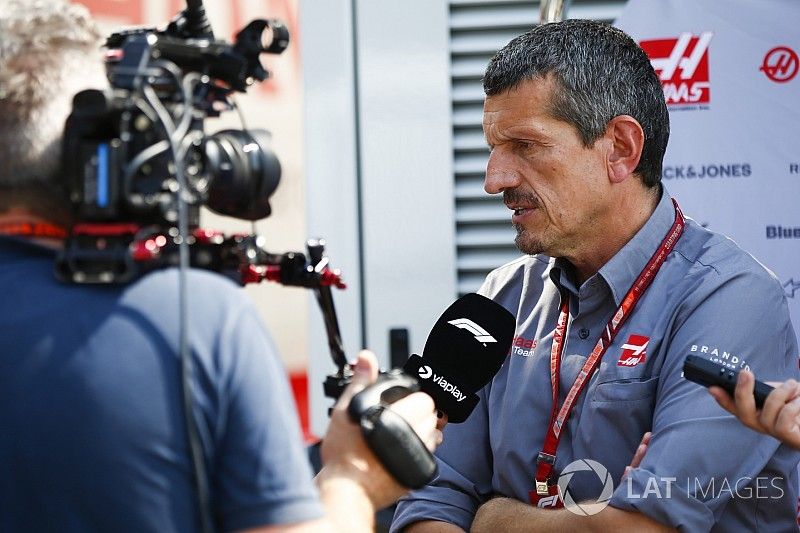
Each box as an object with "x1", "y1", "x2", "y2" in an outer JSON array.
[{"x1": 204, "y1": 129, "x2": 281, "y2": 220}]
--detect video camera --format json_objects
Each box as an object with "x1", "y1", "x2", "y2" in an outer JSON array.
[
  {"x1": 54, "y1": 0, "x2": 345, "y2": 296},
  {"x1": 62, "y1": 10, "x2": 284, "y2": 227}
]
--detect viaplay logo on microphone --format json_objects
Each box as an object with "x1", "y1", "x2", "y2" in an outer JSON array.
[{"x1": 416, "y1": 365, "x2": 467, "y2": 403}]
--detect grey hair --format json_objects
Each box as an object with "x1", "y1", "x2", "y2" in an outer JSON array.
[
  {"x1": 483, "y1": 19, "x2": 669, "y2": 187},
  {"x1": 0, "y1": 0, "x2": 105, "y2": 201}
]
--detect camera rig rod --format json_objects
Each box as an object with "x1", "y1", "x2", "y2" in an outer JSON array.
[
  {"x1": 135, "y1": 229, "x2": 349, "y2": 368},
  {"x1": 57, "y1": 224, "x2": 349, "y2": 369}
]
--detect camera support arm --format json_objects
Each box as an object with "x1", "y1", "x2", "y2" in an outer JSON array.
[
  {"x1": 57, "y1": 223, "x2": 349, "y2": 373},
  {"x1": 237, "y1": 237, "x2": 349, "y2": 370},
  {"x1": 131, "y1": 228, "x2": 349, "y2": 369}
]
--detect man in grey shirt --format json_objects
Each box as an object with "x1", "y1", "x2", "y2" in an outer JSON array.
[{"x1": 392, "y1": 19, "x2": 800, "y2": 532}]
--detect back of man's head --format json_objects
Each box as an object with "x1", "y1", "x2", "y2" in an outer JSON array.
[
  {"x1": 483, "y1": 19, "x2": 669, "y2": 188},
  {"x1": 0, "y1": 0, "x2": 105, "y2": 216}
]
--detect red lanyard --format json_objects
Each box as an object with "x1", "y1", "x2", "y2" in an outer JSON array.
[
  {"x1": 530, "y1": 199, "x2": 685, "y2": 505},
  {"x1": 0, "y1": 221, "x2": 67, "y2": 239}
]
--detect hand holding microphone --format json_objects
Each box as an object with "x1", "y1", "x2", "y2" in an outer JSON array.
[
  {"x1": 320, "y1": 350, "x2": 441, "y2": 510},
  {"x1": 342, "y1": 293, "x2": 515, "y2": 488}
]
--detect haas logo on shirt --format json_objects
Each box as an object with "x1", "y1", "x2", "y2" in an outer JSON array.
[{"x1": 618, "y1": 335, "x2": 650, "y2": 367}]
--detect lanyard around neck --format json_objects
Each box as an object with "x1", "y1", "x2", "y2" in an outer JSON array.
[{"x1": 531, "y1": 198, "x2": 685, "y2": 499}]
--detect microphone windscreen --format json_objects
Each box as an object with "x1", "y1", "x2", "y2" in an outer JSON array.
[
  {"x1": 422, "y1": 293, "x2": 514, "y2": 390},
  {"x1": 403, "y1": 293, "x2": 515, "y2": 423}
]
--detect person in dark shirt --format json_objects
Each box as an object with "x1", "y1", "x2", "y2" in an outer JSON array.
[{"x1": 0, "y1": 1, "x2": 439, "y2": 531}]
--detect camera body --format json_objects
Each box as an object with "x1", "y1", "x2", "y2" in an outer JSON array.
[{"x1": 57, "y1": 10, "x2": 289, "y2": 282}]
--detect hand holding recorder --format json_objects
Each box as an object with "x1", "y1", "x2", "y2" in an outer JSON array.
[
  {"x1": 683, "y1": 355, "x2": 800, "y2": 449},
  {"x1": 709, "y1": 370, "x2": 800, "y2": 450}
]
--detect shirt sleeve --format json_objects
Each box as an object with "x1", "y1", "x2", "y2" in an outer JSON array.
[
  {"x1": 391, "y1": 385, "x2": 495, "y2": 532},
  {"x1": 608, "y1": 265, "x2": 800, "y2": 531},
  {"x1": 213, "y1": 301, "x2": 324, "y2": 532}
]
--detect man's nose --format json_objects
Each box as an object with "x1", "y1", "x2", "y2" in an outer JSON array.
[{"x1": 484, "y1": 149, "x2": 520, "y2": 194}]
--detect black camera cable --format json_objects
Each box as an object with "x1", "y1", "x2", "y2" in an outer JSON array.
[{"x1": 143, "y1": 73, "x2": 215, "y2": 533}]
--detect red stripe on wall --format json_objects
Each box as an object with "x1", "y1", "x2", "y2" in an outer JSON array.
[{"x1": 289, "y1": 371, "x2": 317, "y2": 443}]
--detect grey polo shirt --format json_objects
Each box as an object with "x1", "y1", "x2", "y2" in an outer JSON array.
[{"x1": 392, "y1": 189, "x2": 800, "y2": 532}]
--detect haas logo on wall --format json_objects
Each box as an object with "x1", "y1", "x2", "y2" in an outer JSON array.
[{"x1": 640, "y1": 32, "x2": 714, "y2": 106}]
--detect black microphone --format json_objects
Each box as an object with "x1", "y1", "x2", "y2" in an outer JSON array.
[
  {"x1": 342, "y1": 293, "x2": 515, "y2": 488},
  {"x1": 403, "y1": 293, "x2": 515, "y2": 423}
]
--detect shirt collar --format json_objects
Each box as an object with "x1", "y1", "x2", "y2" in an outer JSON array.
[
  {"x1": 549, "y1": 257, "x2": 579, "y2": 296},
  {"x1": 599, "y1": 186, "x2": 674, "y2": 306},
  {"x1": 548, "y1": 187, "x2": 675, "y2": 306}
]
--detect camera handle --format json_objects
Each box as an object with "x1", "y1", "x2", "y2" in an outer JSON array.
[
  {"x1": 234, "y1": 237, "x2": 348, "y2": 370},
  {"x1": 346, "y1": 370, "x2": 438, "y2": 489}
]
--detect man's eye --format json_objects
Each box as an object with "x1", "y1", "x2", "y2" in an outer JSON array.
[{"x1": 516, "y1": 140, "x2": 534, "y2": 150}]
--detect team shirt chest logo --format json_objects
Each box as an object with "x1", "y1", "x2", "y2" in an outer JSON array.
[{"x1": 617, "y1": 335, "x2": 650, "y2": 367}]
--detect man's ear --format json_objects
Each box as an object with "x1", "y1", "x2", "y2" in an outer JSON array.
[{"x1": 605, "y1": 115, "x2": 644, "y2": 184}]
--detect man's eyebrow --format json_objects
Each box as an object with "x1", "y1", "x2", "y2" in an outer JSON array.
[
  {"x1": 484, "y1": 127, "x2": 546, "y2": 147},
  {"x1": 505, "y1": 125, "x2": 548, "y2": 139}
]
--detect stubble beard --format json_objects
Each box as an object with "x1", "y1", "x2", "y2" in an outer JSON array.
[
  {"x1": 505, "y1": 188, "x2": 546, "y2": 256},
  {"x1": 514, "y1": 224, "x2": 546, "y2": 256}
]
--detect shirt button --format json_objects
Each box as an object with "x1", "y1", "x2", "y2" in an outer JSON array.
[{"x1": 579, "y1": 328, "x2": 590, "y2": 339}]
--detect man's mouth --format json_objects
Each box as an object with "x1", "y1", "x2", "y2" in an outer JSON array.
[
  {"x1": 503, "y1": 191, "x2": 540, "y2": 222},
  {"x1": 507, "y1": 204, "x2": 537, "y2": 224}
]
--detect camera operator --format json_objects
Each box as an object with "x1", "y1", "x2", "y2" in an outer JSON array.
[{"x1": 0, "y1": 1, "x2": 439, "y2": 532}]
